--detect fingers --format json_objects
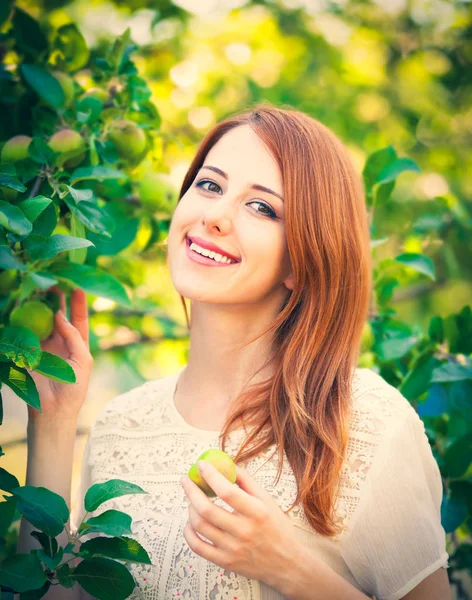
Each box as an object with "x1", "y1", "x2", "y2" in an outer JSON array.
[
  {"x1": 69, "y1": 288, "x2": 90, "y2": 348},
  {"x1": 54, "y1": 307, "x2": 91, "y2": 365}
]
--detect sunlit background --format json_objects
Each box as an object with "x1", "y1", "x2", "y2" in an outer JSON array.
[{"x1": 2, "y1": 0, "x2": 471, "y2": 593}]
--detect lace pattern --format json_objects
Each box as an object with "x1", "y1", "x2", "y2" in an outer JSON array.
[{"x1": 76, "y1": 367, "x2": 439, "y2": 599}]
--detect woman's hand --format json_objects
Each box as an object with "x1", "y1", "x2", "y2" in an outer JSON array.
[
  {"x1": 26, "y1": 286, "x2": 94, "y2": 424},
  {"x1": 180, "y1": 460, "x2": 303, "y2": 591}
]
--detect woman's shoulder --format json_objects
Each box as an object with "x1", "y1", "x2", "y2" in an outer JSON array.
[
  {"x1": 90, "y1": 371, "x2": 176, "y2": 432},
  {"x1": 350, "y1": 366, "x2": 421, "y2": 434}
]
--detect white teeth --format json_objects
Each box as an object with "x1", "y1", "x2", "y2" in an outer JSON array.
[{"x1": 189, "y1": 241, "x2": 235, "y2": 264}]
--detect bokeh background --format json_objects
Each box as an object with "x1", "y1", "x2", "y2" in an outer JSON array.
[{"x1": 1, "y1": 0, "x2": 471, "y2": 596}]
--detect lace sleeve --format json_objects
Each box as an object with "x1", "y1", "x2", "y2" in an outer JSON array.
[{"x1": 340, "y1": 408, "x2": 449, "y2": 600}]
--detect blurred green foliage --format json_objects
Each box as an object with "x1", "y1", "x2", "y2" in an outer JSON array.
[{"x1": 0, "y1": 0, "x2": 471, "y2": 597}]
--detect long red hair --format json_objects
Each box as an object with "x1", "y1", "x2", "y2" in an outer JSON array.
[{"x1": 175, "y1": 102, "x2": 371, "y2": 537}]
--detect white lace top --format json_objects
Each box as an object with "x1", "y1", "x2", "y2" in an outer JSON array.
[{"x1": 70, "y1": 366, "x2": 449, "y2": 600}]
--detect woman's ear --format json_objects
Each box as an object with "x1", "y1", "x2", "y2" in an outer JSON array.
[{"x1": 284, "y1": 272, "x2": 294, "y2": 291}]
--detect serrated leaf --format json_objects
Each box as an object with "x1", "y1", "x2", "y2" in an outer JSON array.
[
  {"x1": 11, "y1": 486, "x2": 69, "y2": 537},
  {"x1": 395, "y1": 253, "x2": 436, "y2": 281},
  {"x1": 0, "y1": 326, "x2": 41, "y2": 369},
  {"x1": 85, "y1": 479, "x2": 147, "y2": 512},
  {"x1": 32, "y1": 351, "x2": 76, "y2": 384},
  {"x1": 24, "y1": 233, "x2": 94, "y2": 260},
  {"x1": 64, "y1": 196, "x2": 115, "y2": 238},
  {"x1": 79, "y1": 535, "x2": 151, "y2": 565},
  {"x1": 0, "y1": 363, "x2": 41, "y2": 410}
]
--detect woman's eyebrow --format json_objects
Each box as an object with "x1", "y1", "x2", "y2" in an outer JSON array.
[{"x1": 200, "y1": 165, "x2": 284, "y2": 202}]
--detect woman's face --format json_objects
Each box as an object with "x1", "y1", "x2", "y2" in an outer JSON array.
[{"x1": 167, "y1": 124, "x2": 293, "y2": 307}]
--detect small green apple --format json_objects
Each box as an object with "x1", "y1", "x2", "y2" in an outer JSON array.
[
  {"x1": 139, "y1": 174, "x2": 177, "y2": 212},
  {"x1": 107, "y1": 119, "x2": 147, "y2": 164},
  {"x1": 10, "y1": 300, "x2": 54, "y2": 340},
  {"x1": 188, "y1": 449, "x2": 237, "y2": 498},
  {"x1": 1, "y1": 135, "x2": 32, "y2": 162},
  {"x1": 48, "y1": 129, "x2": 86, "y2": 168}
]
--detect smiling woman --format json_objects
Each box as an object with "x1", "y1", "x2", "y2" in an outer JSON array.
[{"x1": 66, "y1": 102, "x2": 450, "y2": 600}]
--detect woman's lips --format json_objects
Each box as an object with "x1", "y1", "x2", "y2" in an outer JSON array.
[{"x1": 185, "y1": 236, "x2": 239, "y2": 267}]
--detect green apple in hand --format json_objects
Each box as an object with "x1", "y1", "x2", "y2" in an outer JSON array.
[{"x1": 188, "y1": 449, "x2": 237, "y2": 498}]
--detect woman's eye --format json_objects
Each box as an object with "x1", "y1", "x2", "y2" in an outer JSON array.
[
  {"x1": 196, "y1": 179, "x2": 221, "y2": 194},
  {"x1": 195, "y1": 179, "x2": 278, "y2": 219}
]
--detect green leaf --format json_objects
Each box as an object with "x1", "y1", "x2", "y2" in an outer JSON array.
[
  {"x1": 20, "y1": 64, "x2": 65, "y2": 109},
  {"x1": 73, "y1": 557, "x2": 135, "y2": 600},
  {"x1": 70, "y1": 166, "x2": 126, "y2": 185},
  {"x1": 0, "y1": 496, "x2": 17, "y2": 537},
  {"x1": 441, "y1": 493, "x2": 468, "y2": 533},
  {"x1": 66, "y1": 185, "x2": 93, "y2": 202},
  {"x1": 0, "y1": 467, "x2": 20, "y2": 493},
  {"x1": 370, "y1": 237, "x2": 389, "y2": 249},
  {"x1": 30, "y1": 531, "x2": 58, "y2": 557},
  {"x1": 0, "y1": 363, "x2": 40, "y2": 410},
  {"x1": 0, "y1": 326, "x2": 41, "y2": 369},
  {"x1": 24, "y1": 233, "x2": 94, "y2": 260},
  {"x1": 28, "y1": 138, "x2": 57, "y2": 165},
  {"x1": 0, "y1": 201, "x2": 32, "y2": 236},
  {"x1": 11, "y1": 485, "x2": 70, "y2": 537},
  {"x1": 428, "y1": 316, "x2": 444, "y2": 344},
  {"x1": 374, "y1": 275, "x2": 399, "y2": 307},
  {"x1": 56, "y1": 563, "x2": 75, "y2": 588},
  {"x1": 52, "y1": 23, "x2": 90, "y2": 72},
  {"x1": 12, "y1": 8, "x2": 48, "y2": 57},
  {"x1": 19, "y1": 580, "x2": 51, "y2": 599},
  {"x1": 399, "y1": 349, "x2": 442, "y2": 401},
  {"x1": 51, "y1": 263, "x2": 131, "y2": 307},
  {"x1": 17, "y1": 196, "x2": 53, "y2": 222},
  {"x1": 27, "y1": 272, "x2": 59, "y2": 291},
  {"x1": 375, "y1": 157, "x2": 421, "y2": 184},
  {"x1": 36, "y1": 546, "x2": 64, "y2": 571},
  {"x1": 0, "y1": 0, "x2": 13, "y2": 27},
  {"x1": 444, "y1": 433, "x2": 472, "y2": 479},
  {"x1": 0, "y1": 174, "x2": 26, "y2": 193},
  {"x1": 395, "y1": 253, "x2": 436, "y2": 281},
  {"x1": 32, "y1": 351, "x2": 76, "y2": 384},
  {"x1": 64, "y1": 196, "x2": 115, "y2": 238},
  {"x1": 79, "y1": 535, "x2": 151, "y2": 565},
  {"x1": 70, "y1": 212, "x2": 88, "y2": 264},
  {"x1": 79, "y1": 509, "x2": 133, "y2": 537},
  {"x1": 0, "y1": 245, "x2": 26, "y2": 270},
  {"x1": 454, "y1": 305, "x2": 472, "y2": 354},
  {"x1": 432, "y1": 362, "x2": 472, "y2": 383},
  {"x1": 362, "y1": 145, "x2": 397, "y2": 202},
  {"x1": 376, "y1": 336, "x2": 418, "y2": 361},
  {"x1": 374, "y1": 180, "x2": 395, "y2": 204},
  {"x1": 85, "y1": 479, "x2": 147, "y2": 512},
  {"x1": 0, "y1": 553, "x2": 47, "y2": 593}
]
